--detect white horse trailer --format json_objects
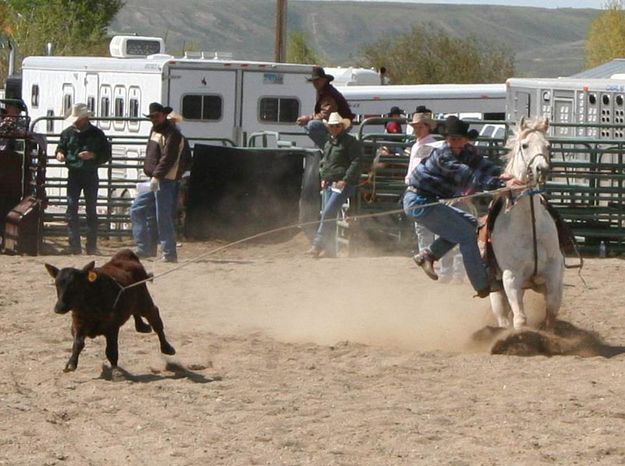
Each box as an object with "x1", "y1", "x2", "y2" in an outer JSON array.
[
  {"x1": 506, "y1": 77, "x2": 625, "y2": 139},
  {"x1": 22, "y1": 50, "x2": 315, "y2": 148},
  {"x1": 337, "y1": 83, "x2": 507, "y2": 120}
]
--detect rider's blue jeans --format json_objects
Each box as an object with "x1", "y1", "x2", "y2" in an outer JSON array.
[{"x1": 403, "y1": 190, "x2": 488, "y2": 292}]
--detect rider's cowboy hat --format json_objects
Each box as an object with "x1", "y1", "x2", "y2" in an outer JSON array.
[
  {"x1": 443, "y1": 115, "x2": 471, "y2": 137},
  {"x1": 65, "y1": 103, "x2": 92, "y2": 125},
  {"x1": 324, "y1": 111, "x2": 351, "y2": 129},
  {"x1": 306, "y1": 66, "x2": 334, "y2": 82}
]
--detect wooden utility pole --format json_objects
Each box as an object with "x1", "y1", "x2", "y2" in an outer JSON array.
[{"x1": 274, "y1": 0, "x2": 287, "y2": 62}]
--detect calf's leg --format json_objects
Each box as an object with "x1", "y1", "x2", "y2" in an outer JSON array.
[
  {"x1": 105, "y1": 330, "x2": 120, "y2": 368},
  {"x1": 65, "y1": 334, "x2": 85, "y2": 372},
  {"x1": 143, "y1": 305, "x2": 176, "y2": 355},
  {"x1": 133, "y1": 314, "x2": 152, "y2": 333}
]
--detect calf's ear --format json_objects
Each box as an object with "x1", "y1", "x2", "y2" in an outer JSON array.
[
  {"x1": 82, "y1": 261, "x2": 96, "y2": 272},
  {"x1": 45, "y1": 263, "x2": 59, "y2": 278}
]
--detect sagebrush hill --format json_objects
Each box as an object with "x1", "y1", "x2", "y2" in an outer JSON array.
[{"x1": 111, "y1": 0, "x2": 598, "y2": 78}]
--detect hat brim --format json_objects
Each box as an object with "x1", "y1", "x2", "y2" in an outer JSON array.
[
  {"x1": 324, "y1": 117, "x2": 351, "y2": 129},
  {"x1": 409, "y1": 118, "x2": 436, "y2": 129},
  {"x1": 65, "y1": 112, "x2": 91, "y2": 125},
  {"x1": 306, "y1": 74, "x2": 334, "y2": 82},
  {"x1": 144, "y1": 106, "x2": 173, "y2": 117}
]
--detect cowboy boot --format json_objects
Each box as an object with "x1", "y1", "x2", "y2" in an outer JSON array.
[{"x1": 413, "y1": 251, "x2": 438, "y2": 281}]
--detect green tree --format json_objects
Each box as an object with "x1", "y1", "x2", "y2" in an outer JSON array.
[
  {"x1": 361, "y1": 24, "x2": 514, "y2": 84},
  {"x1": 585, "y1": 0, "x2": 625, "y2": 69},
  {"x1": 286, "y1": 31, "x2": 322, "y2": 65},
  {"x1": 1, "y1": 0, "x2": 124, "y2": 83}
]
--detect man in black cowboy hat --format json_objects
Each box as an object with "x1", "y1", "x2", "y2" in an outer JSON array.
[
  {"x1": 296, "y1": 66, "x2": 355, "y2": 149},
  {"x1": 130, "y1": 102, "x2": 191, "y2": 262},
  {"x1": 403, "y1": 115, "x2": 522, "y2": 298}
]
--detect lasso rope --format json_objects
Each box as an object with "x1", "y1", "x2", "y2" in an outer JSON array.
[{"x1": 112, "y1": 184, "x2": 527, "y2": 309}]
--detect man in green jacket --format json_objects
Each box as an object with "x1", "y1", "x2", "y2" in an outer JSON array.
[
  {"x1": 55, "y1": 103, "x2": 111, "y2": 254},
  {"x1": 306, "y1": 112, "x2": 362, "y2": 258}
]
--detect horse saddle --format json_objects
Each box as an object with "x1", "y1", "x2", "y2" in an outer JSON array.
[{"x1": 478, "y1": 194, "x2": 578, "y2": 272}]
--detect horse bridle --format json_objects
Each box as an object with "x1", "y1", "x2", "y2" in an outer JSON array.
[{"x1": 515, "y1": 131, "x2": 551, "y2": 278}]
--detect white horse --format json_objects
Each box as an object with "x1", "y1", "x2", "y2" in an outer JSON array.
[{"x1": 489, "y1": 117, "x2": 564, "y2": 330}]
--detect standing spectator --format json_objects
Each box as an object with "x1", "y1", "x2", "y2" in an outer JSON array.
[
  {"x1": 296, "y1": 66, "x2": 356, "y2": 149},
  {"x1": 385, "y1": 106, "x2": 404, "y2": 134},
  {"x1": 55, "y1": 103, "x2": 111, "y2": 255},
  {"x1": 404, "y1": 106, "x2": 438, "y2": 254},
  {"x1": 403, "y1": 116, "x2": 519, "y2": 297},
  {"x1": 306, "y1": 112, "x2": 362, "y2": 258},
  {"x1": 131, "y1": 102, "x2": 191, "y2": 263}
]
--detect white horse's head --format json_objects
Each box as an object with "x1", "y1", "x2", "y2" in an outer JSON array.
[{"x1": 505, "y1": 117, "x2": 551, "y2": 185}]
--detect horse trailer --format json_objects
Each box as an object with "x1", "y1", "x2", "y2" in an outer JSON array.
[{"x1": 506, "y1": 77, "x2": 625, "y2": 139}]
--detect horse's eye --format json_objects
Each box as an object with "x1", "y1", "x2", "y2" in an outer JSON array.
[{"x1": 522, "y1": 143, "x2": 529, "y2": 149}]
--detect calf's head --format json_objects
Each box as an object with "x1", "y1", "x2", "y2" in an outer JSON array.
[{"x1": 45, "y1": 261, "x2": 97, "y2": 314}]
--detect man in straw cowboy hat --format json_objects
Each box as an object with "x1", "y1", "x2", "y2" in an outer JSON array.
[
  {"x1": 403, "y1": 115, "x2": 522, "y2": 297},
  {"x1": 130, "y1": 102, "x2": 191, "y2": 263},
  {"x1": 55, "y1": 103, "x2": 111, "y2": 255},
  {"x1": 296, "y1": 66, "x2": 355, "y2": 149},
  {"x1": 306, "y1": 112, "x2": 362, "y2": 258}
]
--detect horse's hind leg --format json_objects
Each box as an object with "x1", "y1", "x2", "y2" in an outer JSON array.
[
  {"x1": 502, "y1": 272, "x2": 527, "y2": 329},
  {"x1": 489, "y1": 290, "x2": 512, "y2": 327}
]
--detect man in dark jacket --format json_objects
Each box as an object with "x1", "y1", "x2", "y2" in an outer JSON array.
[
  {"x1": 306, "y1": 112, "x2": 362, "y2": 258},
  {"x1": 55, "y1": 103, "x2": 111, "y2": 255},
  {"x1": 296, "y1": 66, "x2": 356, "y2": 149},
  {"x1": 131, "y1": 102, "x2": 191, "y2": 263}
]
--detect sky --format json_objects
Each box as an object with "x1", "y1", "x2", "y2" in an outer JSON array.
[{"x1": 307, "y1": 0, "x2": 602, "y2": 8}]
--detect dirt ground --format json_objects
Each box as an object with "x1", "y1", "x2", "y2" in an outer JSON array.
[{"x1": 1, "y1": 232, "x2": 625, "y2": 466}]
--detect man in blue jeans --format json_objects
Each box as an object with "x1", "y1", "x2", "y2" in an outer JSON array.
[
  {"x1": 131, "y1": 102, "x2": 191, "y2": 263},
  {"x1": 307, "y1": 112, "x2": 362, "y2": 258},
  {"x1": 55, "y1": 103, "x2": 111, "y2": 255},
  {"x1": 403, "y1": 116, "x2": 521, "y2": 297}
]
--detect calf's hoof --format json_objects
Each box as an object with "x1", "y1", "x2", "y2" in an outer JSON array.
[
  {"x1": 64, "y1": 363, "x2": 77, "y2": 372},
  {"x1": 161, "y1": 343, "x2": 176, "y2": 355}
]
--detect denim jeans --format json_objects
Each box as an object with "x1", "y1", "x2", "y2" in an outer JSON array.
[
  {"x1": 66, "y1": 169, "x2": 99, "y2": 253},
  {"x1": 131, "y1": 179, "x2": 179, "y2": 260},
  {"x1": 312, "y1": 184, "x2": 354, "y2": 256},
  {"x1": 130, "y1": 191, "x2": 158, "y2": 257},
  {"x1": 403, "y1": 190, "x2": 488, "y2": 291},
  {"x1": 305, "y1": 119, "x2": 329, "y2": 149}
]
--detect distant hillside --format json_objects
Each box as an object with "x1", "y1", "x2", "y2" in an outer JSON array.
[{"x1": 110, "y1": 0, "x2": 599, "y2": 79}]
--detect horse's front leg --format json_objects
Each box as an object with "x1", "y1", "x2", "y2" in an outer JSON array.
[
  {"x1": 502, "y1": 271, "x2": 527, "y2": 329},
  {"x1": 543, "y1": 264, "x2": 564, "y2": 330},
  {"x1": 489, "y1": 290, "x2": 512, "y2": 327}
]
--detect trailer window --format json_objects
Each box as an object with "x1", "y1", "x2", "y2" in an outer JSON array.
[
  {"x1": 182, "y1": 95, "x2": 222, "y2": 121},
  {"x1": 63, "y1": 94, "x2": 72, "y2": 115},
  {"x1": 46, "y1": 110, "x2": 54, "y2": 133},
  {"x1": 87, "y1": 97, "x2": 96, "y2": 113},
  {"x1": 259, "y1": 97, "x2": 299, "y2": 123},
  {"x1": 129, "y1": 98, "x2": 139, "y2": 118},
  {"x1": 114, "y1": 97, "x2": 124, "y2": 117},
  {"x1": 101, "y1": 97, "x2": 110, "y2": 117},
  {"x1": 31, "y1": 85, "x2": 39, "y2": 108}
]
